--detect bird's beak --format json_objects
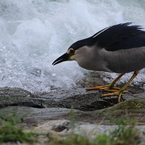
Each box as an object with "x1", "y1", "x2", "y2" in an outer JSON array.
[{"x1": 52, "y1": 53, "x2": 69, "y2": 65}]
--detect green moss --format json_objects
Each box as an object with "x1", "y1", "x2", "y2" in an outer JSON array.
[
  {"x1": 47, "y1": 119, "x2": 142, "y2": 145},
  {"x1": 112, "y1": 99, "x2": 145, "y2": 110},
  {"x1": 47, "y1": 133, "x2": 92, "y2": 145},
  {"x1": 93, "y1": 99, "x2": 145, "y2": 123},
  {"x1": 0, "y1": 112, "x2": 38, "y2": 144}
]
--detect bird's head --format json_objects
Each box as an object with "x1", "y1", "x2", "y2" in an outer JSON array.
[
  {"x1": 52, "y1": 38, "x2": 91, "y2": 65},
  {"x1": 52, "y1": 48, "x2": 75, "y2": 65}
]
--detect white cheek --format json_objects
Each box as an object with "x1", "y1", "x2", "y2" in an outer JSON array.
[{"x1": 70, "y1": 55, "x2": 76, "y2": 60}]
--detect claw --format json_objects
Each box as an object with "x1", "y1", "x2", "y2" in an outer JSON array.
[
  {"x1": 86, "y1": 71, "x2": 139, "y2": 103},
  {"x1": 101, "y1": 89, "x2": 125, "y2": 102},
  {"x1": 86, "y1": 85, "x2": 122, "y2": 92}
]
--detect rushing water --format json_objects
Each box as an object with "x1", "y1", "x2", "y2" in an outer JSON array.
[{"x1": 0, "y1": 0, "x2": 145, "y2": 93}]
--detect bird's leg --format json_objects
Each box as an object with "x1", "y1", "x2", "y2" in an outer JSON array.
[
  {"x1": 101, "y1": 71, "x2": 139, "y2": 102},
  {"x1": 87, "y1": 73, "x2": 125, "y2": 92},
  {"x1": 106, "y1": 73, "x2": 125, "y2": 90}
]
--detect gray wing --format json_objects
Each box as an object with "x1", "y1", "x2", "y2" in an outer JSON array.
[{"x1": 100, "y1": 47, "x2": 145, "y2": 73}]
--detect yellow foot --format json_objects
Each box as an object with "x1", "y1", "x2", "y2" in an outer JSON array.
[
  {"x1": 86, "y1": 85, "x2": 122, "y2": 92},
  {"x1": 101, "y1": 89, "x2": 127, "y2": 102}
]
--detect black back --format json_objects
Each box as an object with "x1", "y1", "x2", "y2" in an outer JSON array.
[
  {"x1": 69, "y1": 23, "x2": 145, "y2": 51},
  {"x1": 92, "y1": 22, "x2": 145, "y2": 51}
]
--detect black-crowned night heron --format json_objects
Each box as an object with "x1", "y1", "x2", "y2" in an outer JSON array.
[{"x1": 52, "y1": 23, "x2": 145, "y2": 102}]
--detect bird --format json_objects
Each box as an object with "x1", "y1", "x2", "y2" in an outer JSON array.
[{"x1": 52, "y1": 22, "x2": 145, "y2": 102}]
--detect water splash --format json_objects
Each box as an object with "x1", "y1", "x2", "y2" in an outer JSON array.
[{"x1": 0, "y1": 0, "x2": 145, "y2": 93}]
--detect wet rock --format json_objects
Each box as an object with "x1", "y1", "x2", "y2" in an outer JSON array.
[
  {"x1": 0, "y1": 88, "x2": 145, "y2": 144},
  {"x1": 0, "y1": 87, "x2": 141, "y2": 111},
  {"x1": 0, "y1": 106, "x2": 77, "y2": 127},
  {"x1": 0, "y1": 85, "x2": 145, "y2": 144},
  {"x1": 0, "y1": 87, "x2": 43, "y2": 108},
  {"x1": 0, "y1": 87, "x2": 120, "y2": 110},
  {"x1": 36, "y1": 88, "x2": 117, "y2": 110},
  {"x1": 36, "y1": 88, "x2": 136, "y2": 111},
  {"x1": 1, "y1": 95, "x2": 145, "y2": 127},
  {"x1": 0, "y1": 87, "x2": 145, "y2": 126},
  {"x1": 51, "y1": 120, "x2": 70, "y2": 132}
]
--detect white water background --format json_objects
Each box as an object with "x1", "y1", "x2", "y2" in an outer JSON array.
[{"x1": 0, "y1": 0, "x2": 145, "y2": 93}]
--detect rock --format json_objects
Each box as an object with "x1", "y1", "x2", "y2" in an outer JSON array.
[
  {"x1": 0, "y1": 106, "x2": 79, "y2": 127},
  {"x1": 0, "y1": 86, "x2": 145, "y2": 144},
  {"x1": 0, "y1": 86, "x2": 143, "y2": 111},
  {"x1": 0, "y1": 87, "x2": 43, "y2": 108},
  {"x1": 35, "y1": 88, "x2": 138, "y2": 111},
  {"x1": 0, "y1": 87, "x2": 145, "y2": 126},
  {"x1": 0, "y1": 87, "x2": 119, "y2": 110}
]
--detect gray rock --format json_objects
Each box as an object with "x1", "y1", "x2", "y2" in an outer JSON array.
[
  {"x1": 0, "y1": 87, "x2": 43, "y2": 108},
  {"x1": 0, "y1": 86, "x2": 145, "y2": 144},
  {"x1": 0, "y1": 87, "x2": 145, "y2": 126},
  {"x1": 0, "y1": 86, "x2": 143, "y2": 111}
]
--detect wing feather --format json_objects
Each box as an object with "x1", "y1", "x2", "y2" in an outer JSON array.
[{"x1": 92, "y1": 23, "x2": 145, "y2": 51}]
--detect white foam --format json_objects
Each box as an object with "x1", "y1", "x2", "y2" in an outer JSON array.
[{"x1": 0, "y1": 0, "x2": 145, "y2": 93}]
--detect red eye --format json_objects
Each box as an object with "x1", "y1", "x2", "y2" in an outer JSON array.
[
  {"x1": 70, "y1": 49, "x2": 75, "y2": 54},
  {"x1": 67, "y1": 48, "x2": 75, "y2": 55}
]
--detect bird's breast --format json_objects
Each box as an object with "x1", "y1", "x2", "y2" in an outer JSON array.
[
  {"x1": 75, "y1": 46, "x2": 112, "y2": 72},
  {"x1": 75, "y1": 46, "x2": 145, "y2": 73}
]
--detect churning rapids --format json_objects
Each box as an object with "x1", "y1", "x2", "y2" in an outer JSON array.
[{"x1": 0, "y1": 0, "x2": 145, "y2": 93}]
